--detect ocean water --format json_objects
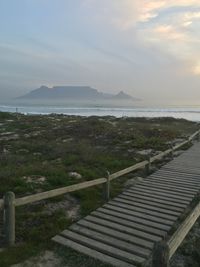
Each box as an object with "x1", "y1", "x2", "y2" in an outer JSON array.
[{"x1": 1, "y1": 104, "x2": 200, "y2": 122}]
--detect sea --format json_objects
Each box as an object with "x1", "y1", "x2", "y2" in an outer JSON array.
[{"x1": 1, "y1": 104, "x2": 200, "y2": 122}]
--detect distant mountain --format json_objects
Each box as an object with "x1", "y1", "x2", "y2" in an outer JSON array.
[{"x1": 19, "y1": 86, "x2": 139, "y2": 101}]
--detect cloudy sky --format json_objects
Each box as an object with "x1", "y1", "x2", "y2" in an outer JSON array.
[{"x1": 0, "y1": 0, "x2": 200, "y2": 105}]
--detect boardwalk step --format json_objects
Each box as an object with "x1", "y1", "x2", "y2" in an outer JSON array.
[
  {"x1": 114, "y1": 197, "x2": 181, "y2": 216},
  {"x1": 123, "y1": 191, "x2": 187, "y2": 209},
  {"x1": 91, "y1": 210, "x2": 167, "y2": 237},
  {"x1": 119, "y1": 194, "x2": 184, "y2": 213},
  {"x1": 53, "y1": 235, "x2": 136, "y2": 267},
  {"x1": 85, "y1": 214, "x2": 161, "y2": 242},
  {"x1": 60, "y1": 230, "x2": 145, "y2": 265},
  {"x1": 109, "y1": 200, "x2": 178, "y2": 221},
  {"x1": 77, "y1": 219, "x2": 154, "y2": 249},
  {"x1": 135, "y1": 184, "x2": 195, "y2": 198},
  {"x1": 98, "y1": 207, "x2": 171, "y2": 231},
  {"x1": 104, "y1": 204, "x2": 174, "y2": 226},
  {"x1": 128, "y1": 187, "x2": 192, "y2": 202},
  {"x1": 70, "y1": 224, "x2": 151, "y2": 258}
]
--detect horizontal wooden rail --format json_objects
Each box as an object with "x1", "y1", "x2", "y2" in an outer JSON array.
[
  {"x1": 109, "y1": 160, "x2": 148, "y2": 181},
  {"x1": 150, "y1": 149, "x2": 172, "y2": 163},
  {"x1": 167, "y1": 201, "x2": 200, "y2": 259},
  {"x1": 15, "y1": 177, "x2": 107, "y2": 207}
]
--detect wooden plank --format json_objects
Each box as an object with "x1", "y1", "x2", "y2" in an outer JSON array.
[
  {"x1": 61, "y1": 230, "x2": 145, "y2": 264},
  {"x1": 158, "y1": 169, "x2": 200, "y2": 177},
  {"x1": 119, "y1": 194, "x2": 183, "y2": 212},
  {"x1": 15, "y1": 177, "x2": 107, "y2": 206},
  {"x1": 135, "y1": 184, "x2": 194, "y2": 198},
  {"x1": 109, "y1": 160, "x2": 148, "y2": 180},
  {"x1": 163, "y1": 167, "x2": 200, "y2": 175},
  {"x1": 109, "y1": 200, "x2": 178, "y2": 221},
  {"x1": 77, "y1": 219, "x2": 154, "y2": 249},
  {"x1": 70, "y1": 224, "x2": 151, "y2": 257},
  {"x1": 122, "y1": 192, "x2": 187, "y2": 209},
  {"x1": 114, "y1": 197, "x2": 181, "y2": 216},
  {"x1": 92, "y1": 210, "x2": 167, "y2": 237},
  {"x1": 128, "y1": 187, "x2": 192, "y2": 202},
  {"x1": 139, "y1": 180, "x2": 198, "y2": 194},
  {"x1": 52, "y1": 235, "x2": 136, "y2": 267},
  {"x1": 147, "y1": 177, "x2": 199, "y2": 190},
  {"x1": 165, "y1": 162, "x2": 200, "y2": 169},
  {"x1": 138, "y1": 178, "x2": 198, "y2": 193},
  {"x1": 167, "y1": 202, "x2": 200, "y2": 259},
  {"x1": 163, "y1": 165, "x2": 200, "y2": 173},
  {"x1": 85, "y1": 214, "x2": 161, "y2": 242},
  {"x1": 125, "y1": 189, "x2": 190, "y2": 205},
  {"x1": 104, "y1": 204, "x2": 174, "y2": 226},
  {"x1": 149, "y1": 175, "x2": 200, "y2": 187},
  {"x1": 97, "y1": 207, "x2": 171, "y2": 232},
  {"x1": 152, "y1": 169, "x2": 200, "y2": 180}
]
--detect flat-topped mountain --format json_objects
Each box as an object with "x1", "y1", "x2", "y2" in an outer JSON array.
[{"x1": 19, "y1": 86, "x2": 139, "y2": 101}]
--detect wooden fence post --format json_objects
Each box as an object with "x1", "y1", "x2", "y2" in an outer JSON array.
[
  {"x1": 197, "y1": 133, "x2": 200, "y2": 142},
  {"x1": 152, "y1": 240, "x2": 170, "y2": 267},
  {"x1": 188, "y1": 136, "x2": 192, "y2": 146},
  {"x1": 4, "y1": 191, "x2": 15, "y2": 246},
  {"x1": 104, "y1": 171, "x2": 110, "y2": 202},
  {"x1": 145, "y1": 155, "x2": 151, "y2": 175},
  {"x1": 170, "y1": 144, "x2": 174, "y2": 159}
]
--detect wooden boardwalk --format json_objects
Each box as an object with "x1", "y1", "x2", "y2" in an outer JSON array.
[{"x1": 53, "y1": 143, "x2": 200, "y2": 267}]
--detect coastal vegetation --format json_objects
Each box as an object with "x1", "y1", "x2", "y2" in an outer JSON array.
[{"x1": 0, "y1": 111, "x2": 199, "y2": 266}]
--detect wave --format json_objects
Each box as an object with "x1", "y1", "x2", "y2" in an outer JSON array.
[{"x1": 1, "y1": 104, "x2": 200, "y2": 121}]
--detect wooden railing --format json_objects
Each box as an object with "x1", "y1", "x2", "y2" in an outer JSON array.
[
  {"x1": 152, "y1": 201, "x2": 200, "y2": 266},
  {"x1": 1, "y1": 129, "x2": 200, "y2": 248}
]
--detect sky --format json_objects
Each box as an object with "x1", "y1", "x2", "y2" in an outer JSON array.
[{"x1": 0, "y1": 0, "x2": 200, "y2": 106}]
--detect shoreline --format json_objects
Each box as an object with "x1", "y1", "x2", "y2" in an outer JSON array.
[{"x1": 1, "y1": 106, "x2": 200, "y2": 121}]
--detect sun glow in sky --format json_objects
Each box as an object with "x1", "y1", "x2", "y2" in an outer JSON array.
[{"x1": 0, "y1": 0, "x2": 200, "y2": 105}]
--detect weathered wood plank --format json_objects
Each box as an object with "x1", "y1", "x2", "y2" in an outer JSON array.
[
  {"x1": 158, "y1": 169, "x2": 200, "y2": 178},
  {"x1": 114, "y1": 197, "x2": 181, "y2": 216},
  {"x1": 139, "y1": 180, "x2": 198, "y2": 194},
  {"x1": 125, "y1": 189, "x2": 190, "y2": 205},
  {"x1": 163, "y1": 167, "x2": 200, "y2": 175},
  {"x1": 104, "y1": 204, "x2": 174, "y2": 226},
  {"x1": 164, "y1": 163, "x2": 200, "y2": 170},
  {"x1": 70, "y1": 224, "x2": 151, "y2": 257},
  {"x1": 147, "y1": 177, "x2": 199, "y2": 190},
  {"x1": 123, "y1": 192, "x2": 187, "y2": 208},
  {"x1": 128, "y1": 187, "x2": 192, "y2": 202},
  {"x1": 135, "y1": 184, "x2": 194, "y2": 198},
  {"x1": 119, "y1": 194, "x2": 183, "y2": 212},
  {"x1": 109, "y1": 200, "x2": 178, "y2": 221},
  {"x1": 85, "y1": 215, "x2": 161, "y2": 242},
  {"x1": 149, "y1": 175, "x2": 200, "y2": 187},
  {"x1": 138, "y1": 179, "x2": 198, "y2": 192},
  {"x1": 152, "y1": 169, "x2": 200, "y2": 179},
  {"x1": 53, "y1": 235, "x2": 136, "y2": 267},
  {"x1": 61, "y1": 230, "x2": 145, "y2": 264},
  {"x1": 97, "y1": 207, "x2": 171, "y2": 231},
  {"x1": 163, "y1": 165, "x2": 200, "y2": 173},
  {"x1": 92, "y1": 210, "x2": 167, "y2": 237},
  {"x1": 77, "y1": 219, "x2": 154, "y2": 249}
]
